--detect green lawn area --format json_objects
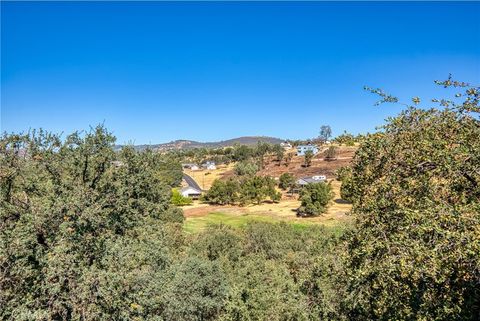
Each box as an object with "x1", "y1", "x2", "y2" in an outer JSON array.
[{"x1": 183, "y1": 211, "x2": 348, "y2": 235}]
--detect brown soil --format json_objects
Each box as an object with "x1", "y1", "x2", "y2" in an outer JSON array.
[{"x1": 222, "y1": 145, "x2": 357, "y2": 180}]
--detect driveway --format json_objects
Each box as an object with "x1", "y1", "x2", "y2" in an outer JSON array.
[{"x1": 183, "y1": 173, "x2": 202, "y2": 190}]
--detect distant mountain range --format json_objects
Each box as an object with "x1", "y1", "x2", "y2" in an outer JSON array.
[{"x1": 115, "y1": 136, "x2": 285, "y2": 151}]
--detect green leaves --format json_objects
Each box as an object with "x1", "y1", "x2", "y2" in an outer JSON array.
[
  {"x1": 297, "y1": 182, "x2": 334, "y2": 216},
  {"x1": 343, "y1": 80, "x2": 480, "y2": 320},
  {"x1": 0, "y1": 125, "x2": 185, "y2": 320}
]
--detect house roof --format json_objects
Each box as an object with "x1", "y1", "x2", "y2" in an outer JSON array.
[
  {"x1": 180, "y1": 186, "x2": 202, "y2": 194},
  {"x1": 296, "y1": 176, "x2": 326, "y2": 185},
  {"x1": 297, "y1": 145, "x2": 318, "y2": 148}
]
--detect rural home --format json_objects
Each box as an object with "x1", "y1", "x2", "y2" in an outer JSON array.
[
  {"x1": 280, "y1": 142, "x2": 292, "y2": 150},
  {"x1": 180, "y1": 186, "x2": 202, "y2": 199},
  {"x1": 182, "y1": 163, "x2": 200, "y2": 171},
  {"x1": 296, "y1": 145, "x2": 319, "y2": 156},
  {"x1": 289, "y1": 175, "x2": 327, "y2": 194},
  {"x1": 296, "y1": 175, "x2": 327, "y2": 186},
  {"x1": 202, "y1": 161, "x2": 216, "y2": 170}
]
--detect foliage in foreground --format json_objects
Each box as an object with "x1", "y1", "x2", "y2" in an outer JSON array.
[
  {"x1": 340, "y1": 77, "x2": 480, "y2": 320},
  {"x1": 0, "y1": 126, "x2": 185, "y2": 320}
]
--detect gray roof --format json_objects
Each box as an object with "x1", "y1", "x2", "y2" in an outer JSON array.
[
  {"x1": 180, "y1": 186, "x2": 202, "y2": 194},
  {"x1": 296, "y1": 176, "x2": 326, "y2": 185}
]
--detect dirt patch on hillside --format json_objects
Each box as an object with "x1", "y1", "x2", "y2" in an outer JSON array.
[{"x1": 259, "y1": 146, "x2": 357, "y2": 179}]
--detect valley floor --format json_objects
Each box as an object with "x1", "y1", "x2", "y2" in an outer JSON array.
[{"x1": 182, "y1": 180, "x2": 352, "y2": 233}]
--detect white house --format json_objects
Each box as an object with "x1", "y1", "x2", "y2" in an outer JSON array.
[
  {"x1": 296, "y1": 175, "x2": 327, "y2": 186},
  {"x1": 202, "y1": 161, "x2": 216, "y2": 170},
  {"x1": 180, "y1": 186, "x2": 202, "y2": 199},
  {"x1": 182, "y1": 163, "x2": 200, "y2": 171},
  {"x1": 296, "y1": 145, "x2": 319, "y2": 156},
  {"x1": 280, "y1": 142, "x2": 292, "y2": 150}
]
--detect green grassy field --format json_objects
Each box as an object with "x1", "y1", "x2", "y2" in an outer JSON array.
[{"x1": 183, "y1": 211, "x2": 348, "y2": 235}]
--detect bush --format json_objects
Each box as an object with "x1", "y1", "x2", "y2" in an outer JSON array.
[
  {"x1": 334, "y1": 131, "x2": 356, "y2": 146},
  {"x1": 279, "y1": 173, "x2": 296, "y2": 190},
  {"x1": 239, "y1": 176, "x2": 281, "y2": 205},
  {"x1": 324, "y1": 146, "x2": 337, "y2": 160},
  {"x1": 0, "y1": 126, "x2": 185, "y2": 320},
  {"x1": 171, "y1": 188, "x2": 193, "y2": 206},
  {"x1": 304, "y1": 150, "x2": 314, "y2": 167},
  {"x1": 297, "y1": 182, "x2": 334, "y2": 216},
  {"x1": 202, "y1": 178, "x2": 239, "y2": 205}
]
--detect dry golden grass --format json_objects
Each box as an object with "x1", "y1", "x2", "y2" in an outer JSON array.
[
  {"x1": 182, "y1": 179, "x2": 352, "y2": 232},
  {"x1": 184, "y1": 163, "x2": 235, "y2": 190}
]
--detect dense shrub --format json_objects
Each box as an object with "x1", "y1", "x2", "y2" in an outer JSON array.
[
  {"x1": 0, "y1": 126, "x2": 185, "y2": 320},
  {"x1": 279, "y1": 172, "x2": 296, "y2": 190},
  {"x1": 297, "y1": 182, "x2": 334, "y2": 216}
]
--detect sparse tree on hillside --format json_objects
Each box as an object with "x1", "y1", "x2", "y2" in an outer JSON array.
[
  {"x1": 234, "y1": 161, "x2": 259, "y2": 176},
  {"x1": 255, "y1": 142, "x2": 270, "y2": 169},
  {"x1": 324, "y1": 146, "x2": 337, "y2": 161},
  {"x1": 273, "y1": 144, "x2": 285, "y2": 165},
  {"x1": 279, "y1": 173, "x2": 296, "y2": 190},
  {"x1": 304, "y1": 150, "x2": 314, "y2": 167},
  {"x1": 284, "y1": 152, "x2": 293, "y2": 167},
  {"x1": 319, "y1": 125, "x2": 332, "y2": 143}
]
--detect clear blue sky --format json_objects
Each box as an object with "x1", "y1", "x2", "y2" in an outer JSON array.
[{"x1": 2, "y1": 1, "x2": 479, "y2": 144}]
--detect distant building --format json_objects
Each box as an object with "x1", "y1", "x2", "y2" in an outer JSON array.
[
  {"x1": 182, "y1": 163, "x2": 200, "y2": 171},
  {"x1": 280, "y1": 142, "x2": 292, "y2": 150},
  {"x1": 296, "y1": 175, "x2": 327, "y2": 186},
  {"x1": 296, "y1": 145, "x2": 319, "y2": 156},
  {"x1": 180, "y1": 186, "x2": 202, "y2": 199},
  {"x1": 202, "y1": 161, "x2": 216, "y2": 170}
]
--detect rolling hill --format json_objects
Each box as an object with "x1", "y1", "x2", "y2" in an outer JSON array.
[{"x1": 115, "y1": 136, "x2": 285, "y2": 151}]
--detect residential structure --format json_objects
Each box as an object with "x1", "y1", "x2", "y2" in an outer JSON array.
[
  {"x1": 280, "y1": 141, "x2": 292, "y2": 150},
  {"x1": 182, "y1": 163, "x2": 200, "y2": 171},
  {"x1": 295, "y1": 175, "x2": 327, "y2": 186},
  {"x1": 202, "y1": 161, "x2": 216, "y2": 170},
  {"x1": 296, "y1": 145, "x2": 319, "y2": 156},
  {"x1": 180, "y1": 186, "x2": 202, "y2": 199}
]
